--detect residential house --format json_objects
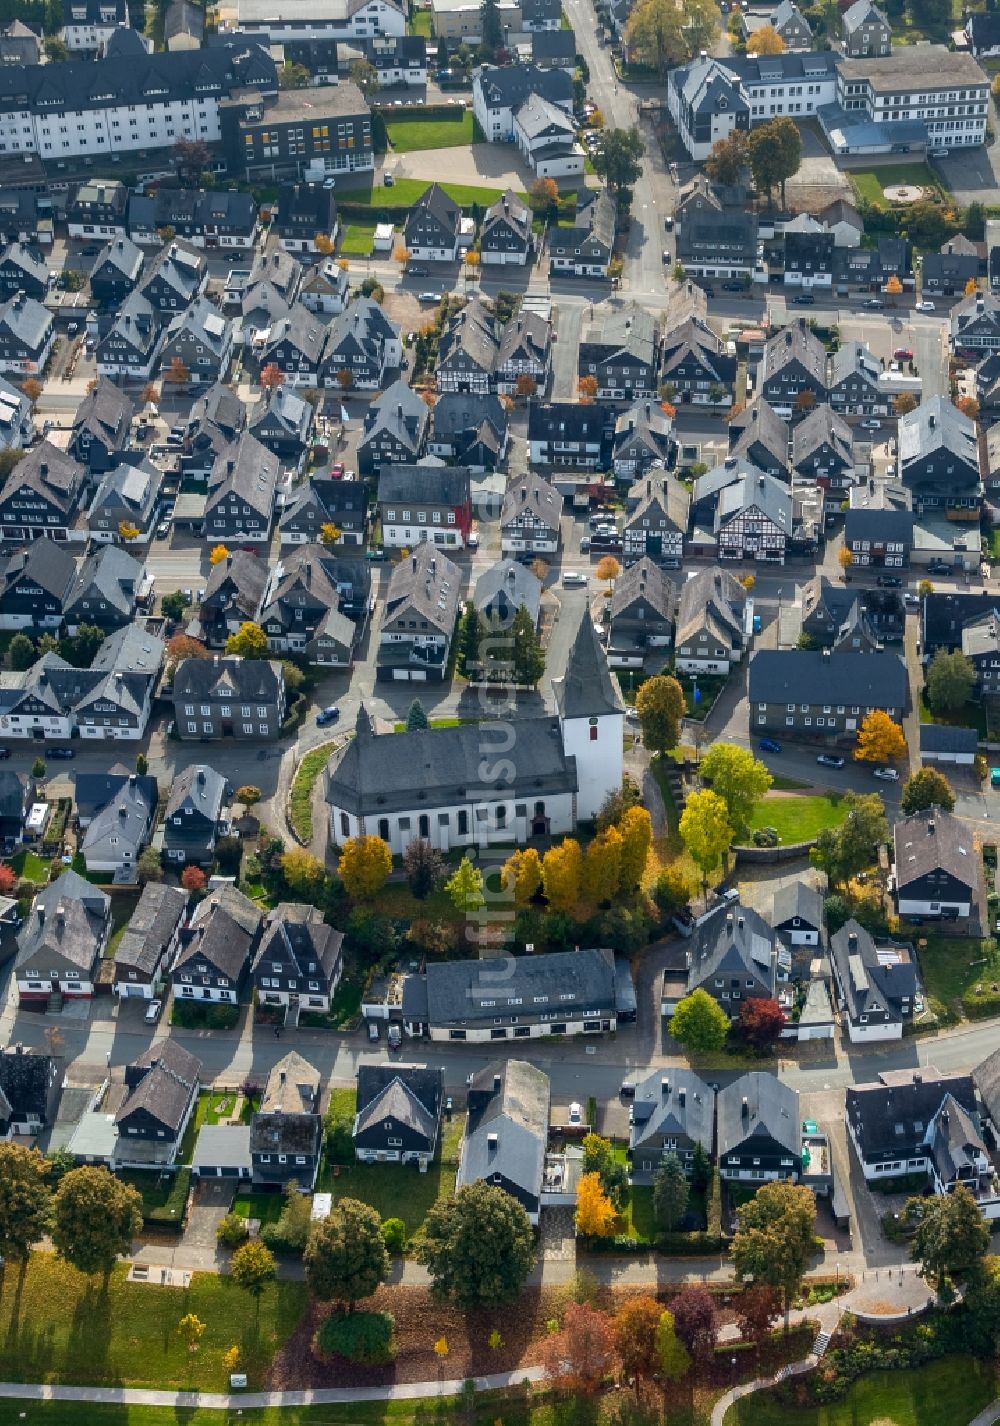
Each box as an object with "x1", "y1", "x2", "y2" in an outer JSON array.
[
  {"x1": 783, "y1": 230, "x2": 835, "y2": 288},
  {"x1": 966, "y1": 10, "x2": 1000, "y2": 55},
  {"x1": 95, "y1": 290, "x2": 164, "y2": 382},
  {"x1": 114, "y1": 1040, "x2": 201, "y2": 1170},
  {"x1": 0, "y1": 1046, "x2": 61, "y2": 1137},
  {"x1": 15, "y1": 870, "x2": 110, "y2": 1004},
  {"x1": 661, "y1": 316, "x2": 737, "y2": 406},
  {"x1": 894, "y1": 807, "x2": 976, "y2": 920},
  {"x1": 0, "y1": 374, "x2": 32, "y2": 451},
  {"x1": 842, "y1": 0, "x2": 891, "y2": 56},
  {"x1": 474, "y1": 559, "x2": 543, "y2": 631},
  {"x1": 378, "y1": 463, "x2": 472, "y2": 550},
  {"x1": 728, "y1": 398, "x2": 790, "y2": 479},
  {"x1": 0, "y1": 539, "x2": 75, "y2": 630},
  {"x1": 548, "y1": 188, "x2": 614, "y2": 278},
  {"x1": 532, "y1": 26, "x2": 576, "y2": 64},
  {"x1": 129, "y1": 188, "x2": 257, "y2": 250},
  {"x1": 0, "y1": 242, "x2": 47, "y2": 301},
  {"x1": 828, "y1": 341, "x2": 887, "y2": 417},
  {"x1": 846, "y1": 1069, "x2": 991, "y2": 1203},
  {"x1": 817, "y1": 197, "x2": 865, "y2": 246},
  {"x1": 0, "y1": 769, "x2": 29, "y2": 848},
  {"x1": 923, "y1": 244, "x2": 982, "y2": 297},
  {"x1": 173, "y1": 655, "x2": 285, "y2": 740},
  {"x1": 204, "y1": 433, "x2": 279, "y2": 546},
  {"x1": 613, "y1": 401, "x2": 675, "y2": 478},
  {"x1": 66, "y1": 180, "x2": 128, "y2": 239},
  {"x1": 759, "y1": 319, "x2": 828, "y2": 414},
  {"x1": 951, "y1": 290, "x2": 1000, "y2": 351},
  {"x1": 113, "y1": 883, "x2": 188, "y2": 1000},
  {"x1": 61, "y1": 0, "x2": 129, "y2": 52},
  {"x1": 160, "y1": 298, "x2": 234, "y2": 386},
  {"x1": 845, "y1": 481, "x2": 913, "y2": 568},
  {"x1": 713, "y1": 468, "x2": 796, "y2": 564},
  {"x1": 674, "y1": 565, "x2": 748, "y2": 674},
  {"x1": 162, "y1": 764, "x2": 230, "y2": 868},
  {"x1": 353, "y1": 1063, "x2": 443, "y2": 1165},
  {"x1": 607, "y1": 557, "x2": 674, "y2": 669},
  {"x1": 578, "y1": 304, "x2": 660, "y2": 400},
  {"x1": 438, "y1": 299, "x2": 499, "y2": 396},
  {"x1": 164, "y1": 0, "x2": 204, "y2": 48},
  {"x1": 0, "y1": 290, "x2": 54, "y2": 375},
  {"x1": 377, "y1": 543, "x2": 461, "y2": 682},
  {"x1": 0, "y1": 191, "x2": 51, "y2": 249},
  {"x1": 830, "y1": 918, "x2": 918, "y2": 1041},
  {"x1": 300, "y1": 261, "x2": 350, "y2": 317},
  {"x1": 799, "y1": 577, "x2": 895, "y2": 652},
  {"x1": 79, "y1": 772, "x2": 157, "y2": 876},
  {"x1": 358, "y1": 380, "x2": 429, "y2": 476},
  {"x1": 0, "y1": 442, "x2": 88, "y2": 544},
  {"x1": 428, "y1": 392, "x2": 509, "y2": 471},
  {"x1": 674, "y1": 176, "x2": 759, "y2": 278},
  {"x1": 251, "y1": 1052, "x2": 322, "y2": 1188},
  {"x1": 920, "y1": 723, "x2": 979, "y2": 767},
  {"x1": 403, "y1": 183, "x2": 462, "y2": 262},
  {"x1": 138, "y1": 240, "x2": 208, "y2": 314},
  {"x1": 253, "y1": 903, "x2": 344, "y2": 1013},
  {"x1": 496, "y1": 310, "x2": 550, "y2": 395},
  {"x1": 181, "y1": 383, "x2": 247, "y2": 476},
  {"x1": 749, "y1": 0, "x2": 811, "y2": 48},
  {"x1": 198, "y1": 550, "x2": 268, "y2": 649},
  {"x1": 279, "y1": 473, "x2": 368, "y2": 548},
  {"x1": 456, "y1": 1060, "x2": 550, "y2": 1224},
  {"x1": 672, "y1": 903, "x2": 786, "y2": 1020},
  {"x1": 69, "y1": 379, "x2": 134, "y2": 476},
  {"x1": 480, "y1": 190, "x2": 533, "y2": 266},
  {"x1": 64, "y1": 544, "x2": 143, "y2": 634},
  {"x1": 172, "y1": 883, "x2": 262, "y2": 1003},
  {"x1": 0, "y1": 21, "x2": 41, "y2": 65},
  {"x1": 623, "y1": 475, "x2": 687, "y2": 565},
  {"x1": 772, "y1": 882, "x2": 824, "y2": 947},
  {"x1": 748, "y1": 648, "x2": 907, "y2": 738},
  {"x1": 513, "y1": 91, "x2": 582, "y2": 178},
  {"x1": 791, "y1": 403, "x2": 855, "y2": 501},
  {"x1": 717, "y1": 1073, "x2": 801, "y2": 1182},
  {"x1": 960, "y1": 609, "x2": 1000, "y2": 695},
  {"x1": 628, "y1": 1069, "x2": 715, "y2": 1183},
  {"x1": 898, "y1": 395, "x2": 983, "y2": 516},
  {"x1": 257, "y1": 303, "x2": 330, "y2": 386},
  {"x1": 274, "y1": 183, "x2": 338, "y2": 255},
  {"x1": 527, "y1": 400, "x2": 609, "y2": 467},
  {"x1": 249, "y1": 386, "x2": 314, "y2": 465},
  {"x1": 87, "y1": 458, "x2": 164, "y2": 545},
  {"x1": 472, "y1": 62, "x2": 573, "y2": 141},
  {"x1": 259, "y1": 544, "x2": 370, "y2": 666},
  {"x1": 323, "y1": 297, "x2": 401, "y2": 389},
  {"x1": 500, "y1": 470, "x2": 562, "y2": 557}
]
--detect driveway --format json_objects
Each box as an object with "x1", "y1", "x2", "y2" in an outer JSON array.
[
  {"x1": 936, "y1": 132, "x2": 1000, "y2": 205},
  {"x1": 183, "y1": 1178, "x2": 235, "y2": 1252}
]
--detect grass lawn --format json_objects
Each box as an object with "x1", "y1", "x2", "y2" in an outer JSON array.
[
  {"x1": 915, "y1": 933, "x2": 1000, "y2": 1023},
  {"x1": 848, "y1": 162, "x2": 945, "y2": 207},
  {"x1": 11, "y1": 848, "x2": 50, "y2": 882},
  {"x1": 409, "y1": 7, "x2": 433, "y2": 33},
  {"x1": 769, "y1": 774, "x2": 810, "y2": 791},
  {"x1": 317, "y1": 1158, "x2": 457, "y2": 1238},
  {"x1": 233, "y1": 1190, "x2": 285, "y2": 1225},
  {"x1": 620, "y1": 1184, "x2": 655, "y2": 1241},
  {"x1": 725, "y1": 1354, "x2": 996, "y2": 1426},
  {"x1": 289, "y1": 740, "x2": 337, "y2": 845},
  {"x1": 0, "y1": 1255, "x2": 305, "y2": 1390},
  {"x1": 918, "y1": 689, "x2": 988, "y2": 738},
  {"x1": 386, "y1": 111, "x2": 477, "y2": 152},
  {"x1": 390, "y1": 716, "x2": 477, "y2": 732},
  {"x1": 745, "y1": 792, "x2": 848, "y2": 845},
  {"x1": 349, "y1": 177, "x2": 508, "y2": 210},
  {"x1": 340, "y1": 222, "x2": 378, "y2": 255},
  {"x1": 118, "y1": 1167, "x2": 191, "y2": 1229}
]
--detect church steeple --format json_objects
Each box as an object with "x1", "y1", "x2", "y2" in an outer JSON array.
[{"x1": 553, "y1": 612, "x2": 624, "y2": 724}]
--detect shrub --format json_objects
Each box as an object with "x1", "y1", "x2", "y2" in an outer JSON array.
[
  {"x1": 315, "y1": 1310, "x2": 395, "y2": 1364},
  {"x1": 217, "y1": 1212, "x2": 249, "y2": 1247},
  {"x1": 752, "y1": 826, "x2": 779, "y2": 847},
  {"x1": 382, "y1": 1217, "x2": 406, "y2": 1254}
]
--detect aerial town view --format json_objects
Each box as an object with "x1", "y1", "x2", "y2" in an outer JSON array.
[{"x1": 2, "y1": 0, "x2": 1000, "y2": 1420}]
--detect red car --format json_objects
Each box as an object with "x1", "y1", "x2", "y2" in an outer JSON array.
[
  {"x1": 330, "y1": 461, "x2": 345, "y2": 479},
  {"x1": 893, "y1": 347, "x2": 913, "y2": 360}
]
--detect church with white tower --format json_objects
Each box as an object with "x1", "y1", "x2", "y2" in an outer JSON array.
[{"x1": 325, "y1": 614, "x2": 624, "y2": 855}]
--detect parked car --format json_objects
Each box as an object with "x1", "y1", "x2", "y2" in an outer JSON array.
[
  {"x1": 664, "y1": 216, "x2": 674, "y2": 231},
  {"x1": 418, "y1": 291, "x2": 443, "y2": 304},
  {"x1": 759, "y1": 738, "x2": 781, "y2": 754},
  {"x1": 47, "y1": 747, "x2": 75, "y2": 760},
  {"x1": 316, "y1": 705, "x2": 340, "y2": 726},
  {"x1": 860, "y1": 418, "x2": 881, "y2": 431},
  {"x1": 873, "y1": 766, "x2": 900, "y2": 781},
  {"x1": 0, "y1": 748, "x2": 9, "y2": 761},
  {"x1": 722, "y1": 280, "x2": 744, "y2": 292},
  {"x1": 155, "y1": 520, "x2": 170, "y2": 538},
  {"x1": 387, "y1": 1024, "x2": 402, "y2": 1050},
  {"x1": 144, "y1": 999, "x2": 162, "y2": 1024},
  {"x1": 568, "y1": 1102, "x2": 583, "y2": 1125},
  {"x1": 562, "y1": 571, "x2": 588, "y2": 587},
  {"x1": 367, "y1": 1021, "x2": 379, "y2": 1042},
  {"x1": 792, "y1": 293, "x2": 815, "y2": 305},
  {"x1": 916, "y1": 300, "x2": 935, "y2": 312},
  {"x1": 927, "y1": 560, "x2": 951, "y2": 576},
  {"x1": 579, "y1": 536, "x2": 591, "y2": 552},
  {"x1": 893, "y1": 348, "x2": 914, "y2": 360},
  {"x1": 752, "y1": 613, "x2": 762, "y2": 634},
  {"x1": 877, "y1": 574, "x2": 902, "y2": 587},
  {"x1": 816, "y1": 753, "x2": 845, "y2": 769},
  {"x1": 864, "y1": 297, "x2": 884, "y2": 309}
]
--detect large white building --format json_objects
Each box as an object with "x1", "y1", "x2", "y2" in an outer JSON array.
[
  {"x1": 826, "y1": 46, "x2": 990, "y2": 154},
  {"x1": 232, "y1": 0, "x2": 406, "y2": 43},
  {"x1": 327, "y1": 613, "x2": 624, "y2": 853}
]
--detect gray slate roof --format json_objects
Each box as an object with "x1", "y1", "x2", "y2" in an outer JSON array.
[
  {"x1": 414, "y1": 946, "x2": 616, "y2": 1028},
  {"x1": 748, "y1": 649, "x2": 907, "y2": 707},
  {"x1": 457, "y1": 1058, "x2": 550, "y2": 1202},
  {"x1": 117, "y1": 1038, "x2": 200, "y2": 1134},
  {"x1": 115, "y1": 882, "x2": 188, "y2": 977},
  {"x1": 552, "y1": 609, "x2": 624, "y2": 719},
  {"x1": 893, "y1": 807, "x2": 975, "y2": 894},
  {"x1": 355, "y1": 1063, "x2": 443, "y2": 1147},
  {"x1": 717, "y1": 1071, "x2": 800, "y2": 1159},
  {"x1": 629, "y1": 1067, "x2": 714, "y2": 1155}
]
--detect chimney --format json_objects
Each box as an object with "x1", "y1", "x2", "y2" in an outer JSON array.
[
  {"x1": 678, "y1": 1087, "x2": 686, "y2": 1107},
  {"x1": 929, "y1": 413, "x2": 936, "y2": 429},
  {"x1": 928, "y1": 818, "x2": 935, "y2": 834},
  {"x1": 661, "y1": 1076, "x2": 670, "y2": 1098},
  {"x1": 493, "y1": 1074, "x2": 502, "y2": 1092},
  {"x1": 741, "y1": 1096, "x2": 749, "y2": 1118},
  {"x1": 487, "y1": 1133, "x2": 498, "y2": 1152},
  {"x1": 118, "y1": 806, "x2": 128, "y2": 819},
  {"x1": 57, "y1": 904, "x2": 65, "y2": 922},
  {"x1": 397, "y1": 403, "x2": 403, "y2": 421},
  {"x1": 37, "y1": 907, "x2": 43, "y2": 926},
  {"x1": 197, "y1": 769, "x2": 206, "y2": 785},
  {"x1": 847, "y1": 931, "x2": 858, "y2": 950},
  {"x1": 737, "y1": 915, "x2": 745, "y2": 930}
]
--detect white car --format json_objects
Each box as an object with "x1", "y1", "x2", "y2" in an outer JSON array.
[
  {"x1": 916, "y1": 299, "x2": 935, "y2": 312},
  {"x1": 873, "y1": 766, "x2": 900, "y2": 781},
  {"x1": 144, "y1": 999, "x2": 162, "y2": 1024},
  {"x1": 568, "y1": 1102, "x2": 583, "y2": 1124},
  {"x1": 860, "y1": 418, "x2": 881, "y2": 430},
  {"x1": 562, "y1": 571, "x2": 587, "y2": 587}
]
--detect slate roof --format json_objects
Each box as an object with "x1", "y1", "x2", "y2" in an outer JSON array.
[
  {"x1": 830, "y1": 342, "x2": 882, "y2": 394},
  {"x1": 457, "y1": 1058, "x2": 550, "y2": 1202},
  {"x1": 772, "y1": 881, "x2": 824, "y2": 931},
  {"x1": 260, "y1": 1051, "x2": 320, "y2": 1114},
  {"x1": 72, "y1": 377, "x2": 134, "y2": 450},
  {"x1": 763, "y1": 318, "x2": 828, "y2": 385},
  {"x1": 553, "y1": 609, "x2": 623, "y2": 719},
  {"x1": 0, "y1": 768, "x2": 25, "y2": 821},
  {"x1": 381, "y1": 543, "x2": 461, "y2": 637},
  {"x1": 439, "y1": 298, "x2": 500, "y2": 375},
  {"x1": 202, "y1": 549, "x2": 269, "y2": 625},
  {"x1": 431, "y1": 391, "x2": 507, "y2": 451},
  {"x1": 164, "y1": 763, "x2": 228, "y2": 824},
  {"x1": 898, "y1": 395, "x2": 979, "y2": 474},
  {"x1": 483, "y1": 189, "x2": 532, "y2": 245},
  {"x1": 176, "y1": 883, "x2": 262, "y2": 981},
  {"x1": 66, "y1": 543, "x2": 143, "y2": 622},
  {"x1": 0, "y1": 440, "x2": 84, "y2": 517},
  {"x1": 629, "y1": 1067, "x2": 714, "y2": 1155},
  {"x1": 830, "y1": 919, "x2": 918, "y2": 1025},
  {"x1": 80, "y1": 773, "x2": 157, "y2": 864},
  {"x1": 253, "y1": 904, "x2": 343, "y2": 984},
  {"x1": 474, "y1": 61, "x2": 573, "y2": 111},
  {"x1": 718, "y1": 1072, "x2": 800, "y2": 1159},
  {"x1": 894, "y1": 807, "x2": 974, "y2": 894},
  {"x1": 688, "y1": 904, "x2": 779, "y2": 995},
  {"x1": 842, "y1": 0, "x2": 888, "y2": 32},
  {"x1": 173, "y1": 654, "x2": 283, "y2": 704},
  {"x1": 355, "y1": 1064, "x2": 443, "y2": 1147},
  {"x1": 327, "y1": 705, "x2": 577, "y2": 816},
  {"x1": 675, "y1": 565, "x2": 746, "y2": 651},
  {"x1": 361, "y1": 379, "x2": 429, "y2": 457},
  {"x1": 90, "y1": 459, "x2": 162, "y2": 525},
  {"x1": 844, "y1": 505, "x2": 914, "y2": 549},
  {"x1": 502, "y1": 469, "x2": 561, "y2": 532},
  {"x1": 609, "y1": 557, "x2": 675, "y2": 625},
  {"x1": 791, "y1": 403, "x2": 853, "y2": 469},
  {"x1": 716, "y1": 470, "x2": 792, "y2": 534},
  {"x1": 527, "y1": 399, "x2": 609, "y2": 444},
  {"x1": 15, "y1": 869, "x2": 109, "y2": 975},
  {"x1": 0, "y1": 538, "x2": 75, "y2": 603},
  {"x1": 164, "y1": 0, "x2": 204, "y2": 41},
  {"x1": 974, "y1": 1046, "x2": 1000, "y2": 1128},
  {"x1": 117, "y1": 1038, "x2": 200, "y2": 1134},
  {"x1": 115, "y1": 882, "x2": 188, "y2": 977},
  {"x1": 405, "y1": 182, "x2": 460, "y2": 238},
  {"x1": 0, "y1": 1046, "x2": 58, "y2": 1124},
  {"x1": 415, "y1": 946, "x2": 615, "y2": 1027},
  {"x1": 919, "y1": 723, "x2": 979, "y2": 756},
  {"x1": 728, "y1": 397, "x2": 789, "y2": 471},
  {"x1": 748, "y1": 649, "x2": 907, "y2": 708},
  {"x1": 847, "y1": 1068, "x2": 978, "y2": 1161},
  {"x1": 474, "y1": 558, "x2": 543, "y2": 625},
  {"x1": 378, "y1": 463, "x2": 470, "y2": 509}
]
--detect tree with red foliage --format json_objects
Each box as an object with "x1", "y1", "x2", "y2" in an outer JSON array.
[
  {"x1": 734, "y1": 1283, "x2": 781, "y2": 1358},
  {"x1": 542, "y1": 1301, "x2": 615, "y2": 1394},
  {"x1": 612, "y1": 1294, "x2": 662, "y2": 1385},
  {"x1": 0, "y1": 863, "x2": 15, "y2": 895},
  {"x1": 666, "y1": 1285, "x2": 716, "y2": 1365},
  {"x1": 181, "y1": 866, "x2": 207, "y2": 894},
  {"x1": 166, "y1": 634, "x2": 209, "y2": 664},
  {"x1": 260, "y1": 364, "x2": 285, "y2": 390},
  {"x1": 737, "y1": 996, "x2": 785, "y2": 1053}
]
